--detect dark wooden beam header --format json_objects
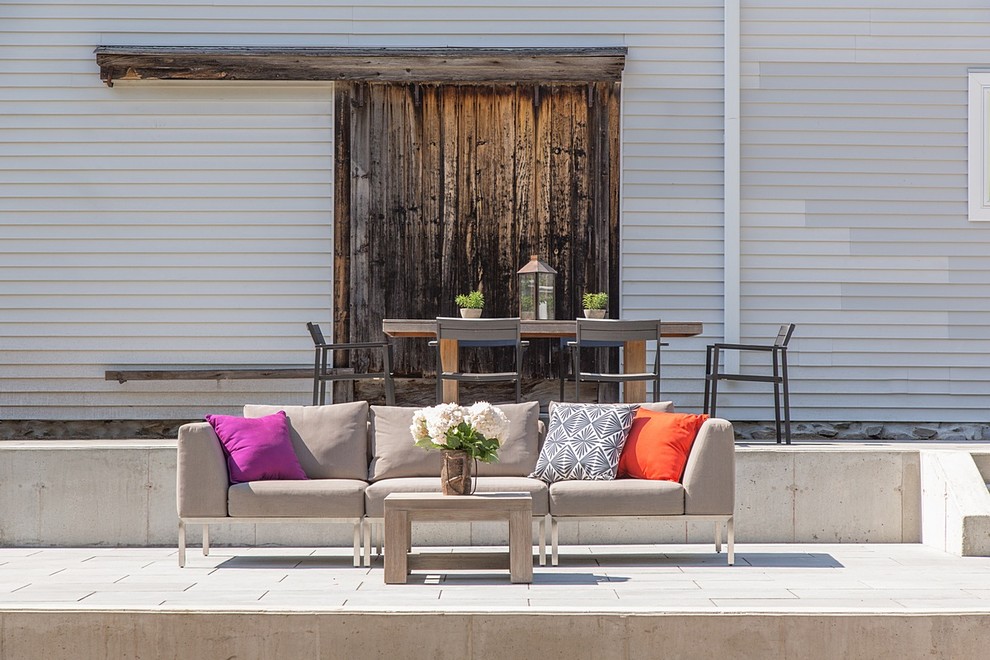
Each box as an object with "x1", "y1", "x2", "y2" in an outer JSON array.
[{"x1": 95, "y1": 46, "x2": 627, "y2": 86}]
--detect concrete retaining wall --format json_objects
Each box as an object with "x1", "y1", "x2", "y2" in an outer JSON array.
[
  {"x1": 920, "y1": 451, "x2": 990, "y2": 556},
  {"x1": 0, "y1": 441, "x2": 924, "y2": 547},
  {"x1": 2, "y1": 611, "x2": 988, "y2": 660}
]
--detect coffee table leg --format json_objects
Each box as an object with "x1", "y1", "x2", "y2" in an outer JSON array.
[
  {"x1": 508, "y1": 509, "x2": 533, "y2": 583},
  {"x1": 384, "y1": 509, "x2": 409, "y2": 584}
]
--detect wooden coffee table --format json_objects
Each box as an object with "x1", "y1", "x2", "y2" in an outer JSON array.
[{"x1": 383, "y1": 492, "x2": 534, "y2": 584}]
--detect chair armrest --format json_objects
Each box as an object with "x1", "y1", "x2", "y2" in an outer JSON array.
[
  {"x1": 709, "y1": 343, "x2": 777, "y2": 352},
  {"x1": 681, "y1": 418, "x2": 735, "y2": 515},
  {"x1": 176, "y1": 422, "x2": 229, "y2": 518},
  {"x1": 317, "y1": 341, "x2": 390, "y2": 350}
]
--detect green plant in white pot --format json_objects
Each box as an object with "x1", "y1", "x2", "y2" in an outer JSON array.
[
  {"x1": 582, "y1": 292, "x2": 608, "y2": 319},
  {"x1": 455, "y1": 290, "x2": 484, "y2": 318}
]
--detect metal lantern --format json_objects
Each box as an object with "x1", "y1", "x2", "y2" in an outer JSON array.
[{"x1": 517, "y1": 255, "x2": 557, "y2": 320}]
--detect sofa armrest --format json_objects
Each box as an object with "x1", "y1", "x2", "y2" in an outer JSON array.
[
  {"x1": 176, "y1": 422, "x2": 229, "y2": 518},
  {"x1": 681, "y1": 418, "x2": 735, "y2": 515}
]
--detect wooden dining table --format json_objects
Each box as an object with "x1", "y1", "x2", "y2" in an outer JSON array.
[{"x1": 382, "y1": 319, "x2": 704, "y2": 403}]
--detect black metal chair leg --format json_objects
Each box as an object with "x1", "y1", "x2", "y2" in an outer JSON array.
[
  {"x1": 772, "y1": 350, "x2": 782, "y2": 444},
  {"x1": 703, "y1": 346, "x2": 712, "y2": 414},
  {"x1": 312, "y1": 349, "x2": 321, "y2": 406},
  {"x1": 709, "y1": 347, "x2": 719, "y2": 418},
  {"x1": 573, "y1": 346, "x2": 581, "y2": 403},
  {"x1": 383, "y1": 345, "x2": 396, "y2": 406},
  {"x1": 319, "y1": 350, "x2": 330, "y2": 405},
  {"x1": 782, "y1": 350, "x2": 791, "y2": 444},
  {"x1": 558, "y1": 342, "x2": 569, "y2": 402}
]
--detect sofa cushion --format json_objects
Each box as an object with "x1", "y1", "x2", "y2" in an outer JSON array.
[
  {"x1": 244, "y1": 402, "x2": 368, "y2": 481},
  {"x1": 531, "y1": 403, "x2": 637, "y2": 483},
  {"x1": 227, "y1": 478, "x2": 366, "y2": 518},
  {"x1": 476, "y1": 401, "x2": 541, "y2": 477},
  {"x1": 548, "y1": 479, "x2": 684, "y2": 517},
  {"x1": 369, "y1": 403, "x2": 542, "y2": 480},
  {"x1": 617, "y1": 410, "x2": 709, "y2": 482},
  {"x1": 637, "y1": 401, "x2": 676, "y2": 413},
  {"x1": 547, "y1": 400, "x2": 674, "y2": 416},
  {"x1": 368, "y1": 406, "x2": 439, "y2": 480},
  {"x1": 206, "y1": 411, "x2": 308, "y2": 484},
  {"x1": 364, "y1": 476, "x2": 549, "y2": 517}
]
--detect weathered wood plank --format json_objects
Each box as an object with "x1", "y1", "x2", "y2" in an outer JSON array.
[
  {"x1": 607, "y1": 83, "x2": 622, "y2": 319},
  {"x1": 95, "y1": 46, "x2": 627, "y2": 86},
  {"x1": 105, "y1": 365, "x2": 313, "y2": 383},
  {"x1": 548, "y1": 86, "x2": 576, "y2": 312},
  {"x1": 338, "y1": 82, "x2": 621, "y2": 378},
  {"x1": 333, "y1": 82, "x2": 353, "y2": 373}
]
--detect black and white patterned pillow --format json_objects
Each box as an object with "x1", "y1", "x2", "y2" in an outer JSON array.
[{"x1": 530, "y1": 403, "x2": 637, "y2": 483}]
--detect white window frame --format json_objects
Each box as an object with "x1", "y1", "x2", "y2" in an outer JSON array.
[{"x1": 968, "y1": 71, "x2": 990, "y2": 221}]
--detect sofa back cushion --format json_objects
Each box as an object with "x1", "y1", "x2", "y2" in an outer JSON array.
[
  {"x1": 243, "y1": 401, "x2": 368, "y2": 480},
  {"x1": 476, "y1": 401, "x2": 541, "y2": 477},
  {"x1": 368, "y1": 402, "x2": 542, "y2": 481},
  {"x1": 547, "y1": 400, "x2": 673, "y2": 419},
  {"x1": 368, "y1": 406, "x2": 438, "y2": 480}
]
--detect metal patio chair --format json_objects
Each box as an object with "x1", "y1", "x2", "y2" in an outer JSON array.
[
  {"x1": 703, "y1": 323, "x2": 796, "y2": 444},
  {"x1": 560, "y1": 318, "x2": 664, "y2": 403},
  {"x1": 433, "y1": 317, "x2": 529, "y2": 404},
  {"x1": 307, "y1": 322, "x2": 395, "y2": 406}
]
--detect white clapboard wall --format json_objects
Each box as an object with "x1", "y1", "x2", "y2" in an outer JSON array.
[
  {"x1": 0, "y1": 1, "x2": 727, "y2": 420},
  {"x1": 17, "y1": 2, "x2": 990, "y2": 424},
  {"x1": 739, "y1": 1, "x2": 990, "y2": 422}
]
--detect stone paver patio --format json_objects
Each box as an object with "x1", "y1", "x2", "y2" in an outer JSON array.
[{"x1": 2, "y1": 543, "x2": 990, "y2": 613}]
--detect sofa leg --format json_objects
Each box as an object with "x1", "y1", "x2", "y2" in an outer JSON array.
[
  {"x1": 376, "y1": 522, "x2": 383, "y2": 557},
  {"x1": 551, "y1": 518, "x2": 559, "y2": 567},
  {"x1": 353, "y1": 521, "x2": 362, "y2": 567},
  {"x1": 363, "y1": 521, "x2": 372, "y2": 567},
  {"x1": 714, "y1": 521, "x2": 722, "y2": 554},
  {"x1": 178, "y1": 520, "x2": 186, "y2": 568},
  {"x1": 538, "y1": 516, "x2": 546, "y2": 566},
  {"x1": 202, "y1": 524, "x2": 210, "y2": 557},
  {"x1": 727, "y1": 517, "x2": 735, "y2": 566}
]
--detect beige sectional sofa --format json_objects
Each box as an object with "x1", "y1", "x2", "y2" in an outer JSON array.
[{"x1": 176, "y1": 400, "x2": 735, "y2": 568}]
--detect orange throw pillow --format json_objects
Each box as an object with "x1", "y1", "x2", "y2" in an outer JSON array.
[{"x1": 617, "y1": 409, "x2": 709, "y2": 482}]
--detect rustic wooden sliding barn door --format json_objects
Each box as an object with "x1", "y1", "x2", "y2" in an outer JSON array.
[{"x1": 334, "y1": 82, "x2": 620, "y2": 377}]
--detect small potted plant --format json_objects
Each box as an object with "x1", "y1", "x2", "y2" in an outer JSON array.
[
  {"x1": 582, "y1": 292, "x2": 608, "y2": 319},
  {"x1": 455, "y1": 290, "x2": 484, "y2": 318}
]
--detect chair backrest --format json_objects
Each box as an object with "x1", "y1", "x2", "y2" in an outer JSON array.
[
  {"x1": 306, "y1": 322, "x2": 327, "y2": 346},
  {"x1": 576, "y1": 318, "x2": 662, "y2": 345},
  {"x1": 774, "y1": 323, "x2": 796, "y2": 347},
  {"x1": 436, "y1": 317, "x2": 521, "y2": 347}
]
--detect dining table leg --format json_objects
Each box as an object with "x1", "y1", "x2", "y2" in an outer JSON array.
[
  {"x1": 623, "y1": 340, "x2": 647, "y2": 403},
  {"x1": 440, "y1": 338, "x2": 459, "y2": 403}
]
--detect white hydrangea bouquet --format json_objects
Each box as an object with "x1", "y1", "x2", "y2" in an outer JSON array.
[{"x1": 410, "y1": 401, "x2": 509, "y2": 463}]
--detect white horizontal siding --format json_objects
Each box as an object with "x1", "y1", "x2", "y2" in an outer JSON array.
[
  {"x1": 0, "y1": 1, "x2": 725, "y2": 419},
  {"x1": 738, "y1": 1, "x2": 990, "y2": 422},
  {"x1": 0, "y1": 12, "x2": 335, "y2": 420}
]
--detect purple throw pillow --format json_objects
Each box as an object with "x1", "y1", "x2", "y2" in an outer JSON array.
[{"x1": 205, "y1": 411, "x2": 308, "y2": 484}]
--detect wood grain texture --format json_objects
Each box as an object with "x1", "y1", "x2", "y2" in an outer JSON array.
[
  {"x1": 104, "y1": 365, "x2": 313, "y2": 382},
  {"x1": 339, "y1": 82, "x2": 621, "y2": 378},
  {"x1": 95, "y1": 46, "x2": 627, "y2": 86},
  {"x1": 383, "y1": 492, "x2": 533, "y2": 583}
]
